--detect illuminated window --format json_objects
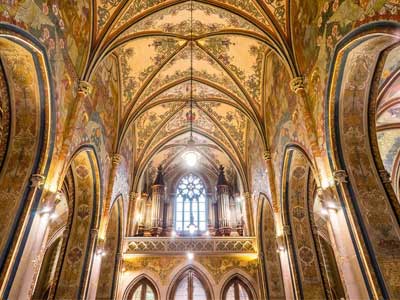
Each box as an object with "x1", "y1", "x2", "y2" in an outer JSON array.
[
  {"x1": 172, "y1": 269, "x2": 209, "y2": 300},
  {"x1": 175, "y1": 174, "x2": 207, "y2": 232},
  {"x1": 223, "y1": 278, "x2": 253, "y2": 300},
  {"x1": 129, "y1": 278, "x2": 157, "y2": 300}
]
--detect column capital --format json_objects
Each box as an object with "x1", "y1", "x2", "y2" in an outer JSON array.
[
  {"x1": 290, "y1": 76, "x2": 305, "y2": 93},
  {"x1": 263, "y1": 150, "x2": 272, "y2": 161},
  {"x1": 112, "y1": 153, "x2": 123, "y2": 166},
  {"x1": 30, "y1": 174, "x2": 45, "y2": 188},
  {"x1": 77, "y1": 80, "x2": 93, "y2": 96},
  {"x1": 244, "y1": 192, "x2": 252, "y2": 200},
  {"x1": 130, "y1": 191, "x2": 139, "y2": 202},
  {"x1": 333, "y1": 169, "x2": 348, "y2": 184}
]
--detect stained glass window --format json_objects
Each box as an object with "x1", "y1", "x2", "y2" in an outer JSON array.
[{"x1": 175, "y1": 174, "x2": 207, "y2": 232}]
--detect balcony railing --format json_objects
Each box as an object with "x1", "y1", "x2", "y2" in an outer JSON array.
[{"x1": 124, "y1": 237, "x2": 257, "y2": 255}]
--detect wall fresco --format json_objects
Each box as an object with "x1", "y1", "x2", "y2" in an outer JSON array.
[
  {"x1": 284, "y1": 150, "x2": 326, "y2": 299},
  {"x1": 333, "y1": 36, "x2": 400, "y2": 298},
  {"x1": 0, "y1": 58, "x2": 10, "y2": 169},
  {"x1": 0, "y1": 40, "x2": 41, "y2": 265},
  {"x1": 56, "y1": 151, "x2": 97, "y2": 299},
  {"x1": 260, "y1": 195, "x2": 285, "y2": 299}
]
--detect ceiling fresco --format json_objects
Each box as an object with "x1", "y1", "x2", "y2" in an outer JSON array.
[{"x1": 87, "y1": 0, "x2": 293, "y2": 191}]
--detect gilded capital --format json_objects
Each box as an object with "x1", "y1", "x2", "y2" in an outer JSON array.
[
  {"x1": 112, "y1": 153, "x2": 123, "y2": 166},
  {"x1": 130, "y1": 191, "x2": 139, "y2": 202},
  {"x1": 263, "y1": 150, "x2": 272, "y2": 161},
  {"x1": 290, "y1": 76, "x2": 305, "y2": 94},
  {"x1": 77, "y1": 80, "x2": 93, "y2": 96},
  {"x1": 30, "y1": 174, "x2": 45, "y2": 188}
]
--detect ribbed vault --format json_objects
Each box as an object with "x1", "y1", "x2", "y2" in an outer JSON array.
[{"x1": 87, "y1": 0, "x2": 295, "y2": 190}]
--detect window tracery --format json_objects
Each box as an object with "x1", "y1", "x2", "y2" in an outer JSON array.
[
  {"x1": 175, "y1": 174, "x2": 207, "y2": 232},
  {"x1": 129, "y1": 278, "x2": 157, "y2": 300}
]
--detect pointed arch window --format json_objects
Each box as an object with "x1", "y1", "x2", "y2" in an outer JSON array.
[
  {"x1": 223, "y1": 277, "x2": 253, "y2": 300},
  {"x1": 171, "y1": 269, "x2": 210, "y2": 300},
  {"x1": 175, "y1": 174, "x2": 207, "y2": 232},
  {"x1": 129, "y1": 278, "x2": 157, "y2": 300}
]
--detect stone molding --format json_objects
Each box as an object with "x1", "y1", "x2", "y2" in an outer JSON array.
[{"x1": 125, "y1": 237, "x2": 257, "y2": 254}]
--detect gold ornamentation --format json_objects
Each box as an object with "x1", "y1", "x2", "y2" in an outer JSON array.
[
  {"x1": 77, "y1": 80, "x2": 93, "y2": 96},
  {"x1": 263, "y1": 150, "x2": 272, "y2": 161},
  {"x1": 290, "y1": 76, "x2": 305, "y2": 93},
  {"x1": 111, "y1": 153, "x2": 122, "y2": 166}
]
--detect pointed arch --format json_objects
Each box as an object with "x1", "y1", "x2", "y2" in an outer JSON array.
[
  {"x1": 221, "y1": 273, "x2": 256, "y2": 300},
  {"x1": 0, "y1": 23, "x2": 55, "y2": 297},
  {"x1": 123, "y1": 274, "x2": 160, "y2": 300},
  {"x1": 326, "y1": 21, "x2": 400, "y2": 299},
  {"x1": 281, "y1": 145, "x2": 329, "y2": 299},
  {"x1": 49, "y1": 146, "x2": 102, "y2": 300},
  {"x1": 257, "y1": 193, "x2": 285, "y2": 299},
  {"x1": 167, "y1": 266, "x2": 214, "y2": 300}
]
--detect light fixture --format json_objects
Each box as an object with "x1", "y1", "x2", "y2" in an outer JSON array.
[
  {"x1": 187, "y1": 251, "x2": 194, "y2": 260},
  {"x1": 50, "y1": 212, "x2": 58, "y2": 220},
  {"x1": 96, "y1": 249, "x2": 106, "y2": 257},
  {"x1": 171, "y1": 230, "x2": 177, "y2": 237},
  {"x1": 182, "y1": 150, "x2": 199, "y2": 167},
  {"x1": 205, "y1": 230, "x2": 210, "y2": 236}
]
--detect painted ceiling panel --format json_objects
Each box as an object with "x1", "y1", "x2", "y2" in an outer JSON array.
[
  {"x1": 134, "y1": 43, "x2": 249, "y2": 111},
  {"x1": 115, "y1": 2, "x2": 265, "y2": 38},
  {"x1": 111, "y1": 0, "x2": 273, "y2": 35},
  {"x1": 115, "y1": 36, "x2": 186, "y2": 113},
  {"x1": 198, "y1": 35, "x2": 268, "y2": 105},
  {"x1": 97, "y1": 0, "x2": 124, "y2": 33},
  {"x1": 197, "y1": 101, "x2": 247, "y2": 155},
  {"x1": 134, "y1": 101, "x2": 183, "y2": 156},
  {"x1": 92, "y1": 0, "x2": 283, "y2": 189}
]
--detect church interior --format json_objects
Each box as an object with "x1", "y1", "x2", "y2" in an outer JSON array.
[{"x1": 0, "y1": 1, "x2": 400, "y2": 299}]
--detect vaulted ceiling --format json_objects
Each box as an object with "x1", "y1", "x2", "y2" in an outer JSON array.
[{"x1": 85, "y1": 0, "x2": 297, "y2": 190}]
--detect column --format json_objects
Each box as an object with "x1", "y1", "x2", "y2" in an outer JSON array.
[
  {"x1": 59, "y1": 81, "x2": 93, "y2": 162},
  {"x1": 290, "y1": 77, "x2": 320, "y2": 156},
  {"x1": 126, "y1": 192, "x2": 138, "y2": 236},
  {"x1": 318, "y1": 187, "x2": 369, "y2": 300},
  {"x1": 216, "y1": 165, "x2": 231, "y2": 236},
  {"x1": 264, "y1": 150, "x2": 279, "y2": 212},
  {"x1": 9, "y1": 188, "x2": 56, "y2": 300},
  {"x1": 276, "y1": 234, "x2": 295, "y2": 300},
  {"x1": 99, "y1": 153, "x2": 122, "y2": 239},
  {"x1": 244, "y1": 192, "x2": 255, "y2": 236}
]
